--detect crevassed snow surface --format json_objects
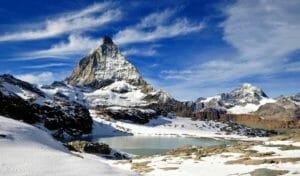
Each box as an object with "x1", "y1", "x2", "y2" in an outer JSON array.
[{"x1": 0, "y1": 116, "x2": 135, "y2": 176}]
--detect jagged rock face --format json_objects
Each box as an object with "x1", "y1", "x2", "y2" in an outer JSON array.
[
  {"x1": 95, "y1": 107, "x2": 158, "y2": 124},
  {"x1": 0, "y1": 74, "x2": 93, "y2": 139},
  {"x1": 0, "y1": 91, "x2": 40, "y2": 123},
  {"x1": 255, "y1": 96, "x2": 300, "y2": 119},
  {"x1": 65, "y1": 36, "x2": 148, "y2": 89}
]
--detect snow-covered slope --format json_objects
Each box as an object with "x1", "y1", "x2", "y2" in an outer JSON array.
[
  {"x1": 0, "y1": 116, "x2": 135, "y2": 176},
  {"x1": 195, "y1": 83, "x2": 275, "y2": 114},
  {"x1": 0, "y1": 74, "x2": 93, "y2": 138},
  {"x1": 227, "y1": 98, "x2": 275, "y2": 114},
  {"x1": 41, "y1": 80, "x2": 172, "y2": 109},
  {"x1": 84, "y1": 80, "x2": 149, "y2": 107},
  {"x1": 0, "y1": 74, "x2": 48, "y2": 104}
]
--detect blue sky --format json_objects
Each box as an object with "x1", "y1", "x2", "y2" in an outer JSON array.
[{"x1": 0, "y1": 0, "x2": 299, "y2": 100}]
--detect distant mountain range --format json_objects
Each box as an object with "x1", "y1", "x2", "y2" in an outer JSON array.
[
  {"x1": 0, "y1": 35, "x2": 299, "y2": 138},
  {"x1": 192, "y1": 83, "x2": 299, "y2": 120}
]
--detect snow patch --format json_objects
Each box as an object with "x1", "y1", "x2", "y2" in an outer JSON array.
[{"x1": 0, "y1": 116, "x2": 135, "y2": 176}]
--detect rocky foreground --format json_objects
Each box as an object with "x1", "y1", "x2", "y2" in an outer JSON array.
[{"x1": 112, "y1": 133, "x2": 300, "y2": 176}]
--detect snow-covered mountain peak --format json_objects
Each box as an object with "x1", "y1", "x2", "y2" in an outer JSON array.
[
  {"x1": 241, "y1": 83, "x2": 255, "y2": 88},
  {"x1": 194, "y1": 83, "x2": 274, "y2": 114},
  {"x1": 65, "y1": 35, "x2": 147, "y2": 89},
  {"x1": 229, "y1": 83, "x2": 268, "y2": 100}
]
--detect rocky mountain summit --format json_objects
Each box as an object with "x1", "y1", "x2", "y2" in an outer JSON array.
[
  {"x1": 193, "y1": 83, "x2": 274, "y2": 114},
  {"x1": 65, "y1": 35, "x2": 149, "y2": 90}
]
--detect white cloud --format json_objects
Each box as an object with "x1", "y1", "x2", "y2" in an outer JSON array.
[
  {"x1": 15, "y1": 8, "x2": 202, "y2": 60},
  {"x1": 150, "y1": 63, "x2": 159, "y2": 68},
  {"x1": 22, "y1": 63, "x2": 69, "y2": 69},
  {"x1": 16, "y1": 72, "x2": 56, "y2": 85},
  {"x1": 222, "y1": 0, "x2": 300, "y2": 61},
  {"x1": 162, "y1": 59, "x2": 276, "y2": 84},
  {"x1": 122, "y1": 47, "x2": 158, "y2": 57},
  {"x1": 137, "y1": 9, "x2": 178, "y2": 28},
  {"x1": 0, "y1": 2, "x2": 121, "y2": 42},
  {"x1": 20, "y1": 34, "x2": 100, "y2": 60},
  {"x1": 161, "y1": 0, "x2": 300, "y2": 90},
  {"x1": 114, "y1": 9, "x2": 204, "y2": 45}
]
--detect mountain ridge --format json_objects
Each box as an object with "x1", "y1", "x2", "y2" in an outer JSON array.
[
  {"x1": 65, "y1": 35, "x2": 149, "y2": 90},
  {"x1": 193, "y1": 83, "x2": 274, "y2": 114}
]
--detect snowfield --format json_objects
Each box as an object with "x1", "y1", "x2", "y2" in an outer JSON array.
[
  {"x1": 91, "y1": 110, "x2": 266, "y2": 140},
  {"x1": 84, "y1": 81, "x2": 148, "y2": 107},
  {"x1": 0, "y1": 116, "x2": 136, "y2": 176},
  {"x1": 228, "y1": 97, "x2": 276, "y2": 114}
]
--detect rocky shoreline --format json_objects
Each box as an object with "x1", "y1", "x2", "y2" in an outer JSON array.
[{"x1": 112, "y1": 133, "x2": 300, "y2": 175}]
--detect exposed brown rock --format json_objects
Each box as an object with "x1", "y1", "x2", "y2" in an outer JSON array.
[
  {"x1": 248, "y1": 168, "x2": 289, "y2": 176},
  {"x1": 64, "y1": 140, "x2": 111, "y2": 154},
  {"x1": 255, "y1": 97, "x2": 300, "y2": 119}
]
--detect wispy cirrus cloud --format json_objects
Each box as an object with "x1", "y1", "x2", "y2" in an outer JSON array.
[
  {"x1": 18, "y1": 8, "x2": 203, "y2": 60},
  {"x1": 222, "y1": 0, "x2": 300, "y2": 61},
  {"x1": 22, "y1": 63, "x2": 70, "y2": 69},
  {"x1": 122, "y1": 45, "x2": 159, "y2": 57},
  {"x1": 19, "y1": 34, "x2": 100, "y2": 60},
  {"x1": 161, "y1": 0, "x2": 300, "y2": 93},
  {"x1": 16, "y1": 72, "x2": 56, "y2": 85},
  {"x1": 15, "y1": 71, "x2": 70, "y2": 85},
  {"x1": 0, "y1": 2, "x2": 121, "y2": 42},
  {"x1": 114, "y1": 8, "x2": 204, "y2": 45}
]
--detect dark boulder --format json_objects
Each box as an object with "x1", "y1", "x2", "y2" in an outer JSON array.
[
  {"x1": 95, "y1": 107, "x2": 157, "y2": 124},
  {"x1": 65, "y1": 140, "x2": 111, "y2": 154}
]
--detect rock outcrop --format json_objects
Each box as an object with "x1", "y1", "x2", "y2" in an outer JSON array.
[
  {"x1": 255, "y1": 95, "x2": 300, "y2": 119},
  {"x1": 0, "y1": 74, "x2": 93, "y2": 139},
  {"x1": 64, "y1": 140, "x2": 111, "y2": 154}
]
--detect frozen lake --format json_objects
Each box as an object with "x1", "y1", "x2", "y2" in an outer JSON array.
[{"x1": 94, "y1": 136, "x2": 234, "y2": 156}]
